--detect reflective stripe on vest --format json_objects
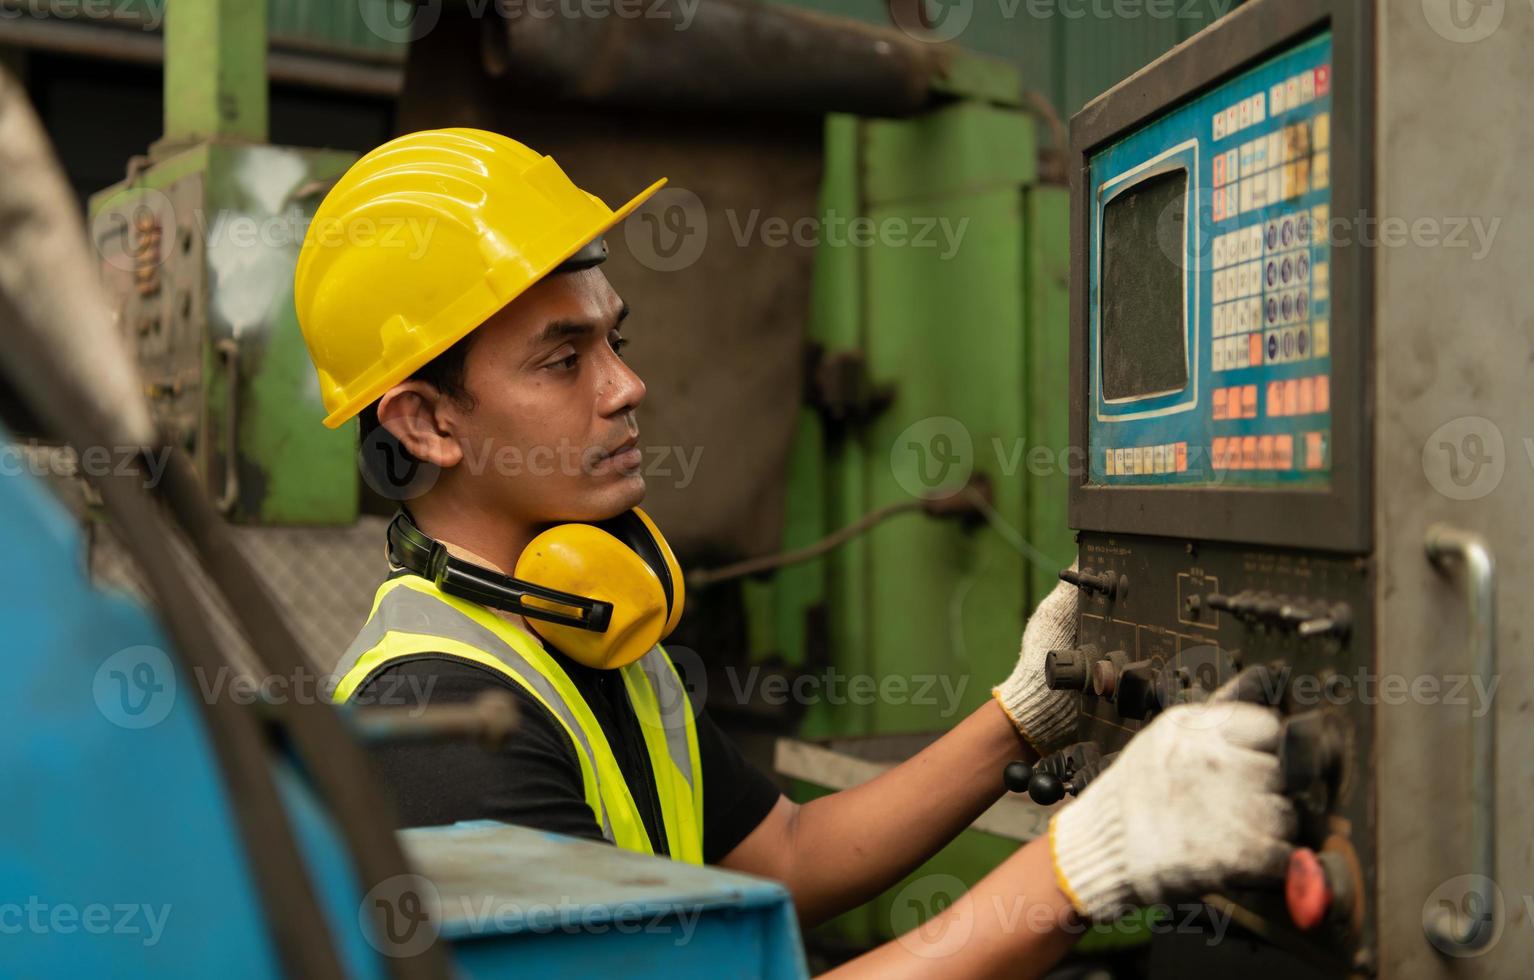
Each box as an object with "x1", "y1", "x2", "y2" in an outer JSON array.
[{"x1": 332, "y1": 575, "x2": 704, "y2": 864}]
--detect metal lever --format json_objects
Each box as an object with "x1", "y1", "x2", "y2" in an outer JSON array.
[{"x1": 1423, "y1": 524, "x2": 1497, "y2": 954}]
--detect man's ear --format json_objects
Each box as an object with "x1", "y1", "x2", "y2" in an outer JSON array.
[{"x1": 376, "y1": 382, "x2": 465, "y2": 468}]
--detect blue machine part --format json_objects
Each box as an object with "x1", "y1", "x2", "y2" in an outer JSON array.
[
  {"x1": 0, "y1": 449, "x2": 389, "y2": 977},
  {"x1": 401, "y1": 821, "x2": 807, "y2": 979},
  {"x1": 0, "y1": 452, "x2": 807, "y2": 977},
  {"x1": 1088, "y1": 32, "x2": 1334, "y2": 487}
]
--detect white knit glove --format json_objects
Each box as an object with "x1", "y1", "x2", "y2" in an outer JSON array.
[
  {"x1": 993, "y1": 578, "x2": 1080, "y2": 755},
  {"x1": 1048, "y1": 686, "x2": 1296, "y2": 921}
]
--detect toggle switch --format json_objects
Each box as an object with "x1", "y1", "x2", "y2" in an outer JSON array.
[{"x1": 1060, "y1": 567, "x2": 1123, "y2": 599}]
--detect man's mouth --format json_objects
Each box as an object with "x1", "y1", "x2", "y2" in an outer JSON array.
[{"x1": 601, "y1": 434, "x2": 643, "y2": 473}]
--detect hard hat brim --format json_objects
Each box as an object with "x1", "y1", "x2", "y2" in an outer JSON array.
[{"x1": 320, "y1": 175, "x2": 670, "y2": 429}]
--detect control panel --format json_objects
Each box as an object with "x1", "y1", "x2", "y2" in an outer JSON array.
[
  {"x1": 1048, "y1": 6, "x2": 1385, "y2": 975},
  {"x1": 1088, "y1": 33, "x2": 1334, "y2": 487}
]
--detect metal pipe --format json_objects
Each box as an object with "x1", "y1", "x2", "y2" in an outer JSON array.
[{"x1": 477, "y1": 0, "x2": 953, "y2": 117}]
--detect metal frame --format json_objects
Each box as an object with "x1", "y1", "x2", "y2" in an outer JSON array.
[{"x1": 1067, "y1": 0, "x2": 1374, "y2": 553}]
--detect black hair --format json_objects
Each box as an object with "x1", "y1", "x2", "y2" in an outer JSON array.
[{"x1": 358, "y1": 330, "x2": 479, "y2": 471}]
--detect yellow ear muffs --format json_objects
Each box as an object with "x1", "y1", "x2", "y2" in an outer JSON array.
[
  {"x1": 599, "y1": 507, "x2": 685, "y2": 638},
  {"x1": 516, "y1": 522, "x2": 668, "y2": 670}
]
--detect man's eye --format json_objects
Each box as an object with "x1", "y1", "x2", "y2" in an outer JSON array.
[
  {"x1": 611, "y1": 336, "x2": 630, "y2": 357},
  {"x1": 547, "y1": 352, "x2": 580, "y2": 372}
]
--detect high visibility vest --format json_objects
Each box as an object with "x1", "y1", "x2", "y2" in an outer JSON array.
[{"x1": 332, "y1": 574, "x2": 704, "y2": 863}]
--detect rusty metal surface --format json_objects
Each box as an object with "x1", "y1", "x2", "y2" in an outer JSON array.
[
  {"x1": 479, "y1": 0, "x2": 948, "y2": 117},
  {"x1": 400, "y1": 14, "x2": 822, "y2": 561}
]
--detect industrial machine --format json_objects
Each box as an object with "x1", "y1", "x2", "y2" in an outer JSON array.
[
  {"x1": 1003, "y1": 1, "x2": 1531, "y2": 975},
  {"x1": 0, "y1": 52, "x2": 807, "y2": 980}
]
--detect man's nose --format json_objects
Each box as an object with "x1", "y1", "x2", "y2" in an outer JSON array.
[{"x1": 599, "y1": 351, "x2": 646, "y2": 418}]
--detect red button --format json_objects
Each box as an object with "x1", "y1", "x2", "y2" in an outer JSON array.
[{"x1": 1286, "y1": 848, "x2": 1332, "y2": 931}]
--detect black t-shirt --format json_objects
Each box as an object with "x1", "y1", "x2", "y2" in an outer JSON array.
[{"x1": 354, "y1": 648, "x2": 781, "y2": 863}]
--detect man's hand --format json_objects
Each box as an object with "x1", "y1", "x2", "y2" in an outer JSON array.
[
  {"x1": 994, "y1": 578, "x2": 1080, "y2": 755},
  {"x1": 1048, "y1": 690, "x2": 1297, "y2": 921}
]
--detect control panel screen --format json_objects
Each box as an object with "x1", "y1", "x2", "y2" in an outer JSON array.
[
  {"x1": 1101, "y1": 169, "x2": 1190, "y2": 402},
  {"x1": 1089, "y1": 32, "x2": 1334, "y2": 488}
]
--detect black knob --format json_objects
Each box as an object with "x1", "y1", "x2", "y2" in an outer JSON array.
[
  {"x1": 1045, "y1": 645, "x2": 1097, "y2": 691},
  {"x1": 1281, "y1": 711, "x2": 1345, "y2": 798},
  {"x1": 1114, "y1": 661, "x2": 1160, "y2": 720},
  {"x1": 1003, "y1": 761, "x2": 1032, "y2": 794},
  {"x1": 1027, "y1": 771, "x2": 1066, "y2": 806}
]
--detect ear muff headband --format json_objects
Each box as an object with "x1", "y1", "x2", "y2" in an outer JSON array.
[
  {"x1": 593, "y1": 508, "x2": 683, "y2": 631},
  {"x1": 385, "y1": 509, "x2": 685, "y2": 670},
  {"x1": 628, "y1": 508, "x2": 685, "y2": 636},
  {"x1": 387, "y1": 512, "x2": 615, "y2": 631}
]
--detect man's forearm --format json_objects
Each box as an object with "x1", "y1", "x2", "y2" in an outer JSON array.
[
  {"x1": 782, "y1": 699, "x2": 1036, "y2": 926},
  {"x1": 819, "y1": 835, "x2": 1080, "y2": 980}
]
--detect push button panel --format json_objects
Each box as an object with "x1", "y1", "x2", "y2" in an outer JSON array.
[
  {"x1": 1089, "y1": 32, "x2": 1336, "y2": 490},
  {"x1": 1063, "y1": 532, "x2": 1375, "y2": 956}
]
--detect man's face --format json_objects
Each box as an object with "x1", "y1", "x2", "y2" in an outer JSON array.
[{"x1": 446, "y1": 267, "x2": 647, "y2": 525}]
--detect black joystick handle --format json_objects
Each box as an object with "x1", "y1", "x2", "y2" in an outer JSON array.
[
  {"x1": 1002, "y1": 761, "x2": 1068, "y2": 806},
  {"x1": 1026, "y1": 771, "x2": 1066, "y2": 806},
  {"x1": 1003, "y1": 760, "x2": 1032, "y2": 794}
]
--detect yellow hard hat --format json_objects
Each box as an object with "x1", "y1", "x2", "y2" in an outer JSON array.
[{"x1": 294, "y1": 128, "x2": 666, "y2": 428}]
